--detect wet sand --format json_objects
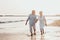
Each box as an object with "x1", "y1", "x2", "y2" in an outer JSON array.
[
  {"x1": 0, "y1": 27, "x2": 60, "y2": 40},
  {"x1": 0, "y1": 33, "x2": 28, "y2": 40}
]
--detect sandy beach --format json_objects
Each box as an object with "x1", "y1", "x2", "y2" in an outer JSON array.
[
  {"x1": 48, "y1": 20, "x2": 60, "y2": 26},
  {"x1": 0, "y1": 26, "x2": 60, "y2": 40}
]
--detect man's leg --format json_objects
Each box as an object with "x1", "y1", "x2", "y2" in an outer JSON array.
[
  {"x1": 33, "y1": 25, "x2": 36, "y2": 35},
  {"x1": 29, "y1": 26, "x2": 33, "y2": 36}
]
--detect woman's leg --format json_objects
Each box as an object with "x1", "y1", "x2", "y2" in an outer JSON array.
[
  {"x1": 40, "y1": 28, "x2": 44, "y2": 35},
  {"x1": 42, "y1": 29, "x2": 44, "y2": 34},
  {"x1": 33, "y1": 25, "x2": 36, "y2": 35},
  {"x1": 40, "y1": 29, "x2": 43, "y2": 35}
]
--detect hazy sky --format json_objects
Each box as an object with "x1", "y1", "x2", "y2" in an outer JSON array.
[{"x1": 0, "y1": 0, "x2": 60, "y2": 15}]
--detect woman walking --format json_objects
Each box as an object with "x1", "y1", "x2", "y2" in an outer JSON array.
[{"x1": 38, "y1": 11, "x2": 47, "y2": 35}]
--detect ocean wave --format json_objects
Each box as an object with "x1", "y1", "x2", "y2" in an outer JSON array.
[{"x1": 0, "y1": 20, "x2": 25, "y2": 24}]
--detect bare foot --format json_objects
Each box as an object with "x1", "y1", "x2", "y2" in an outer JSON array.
[
  {"x1": 31, "y1": 34, "x2": 33, "y2": 36},
  {"x1": 34, "y1": 33, "x2": 36, "y2": 35}
]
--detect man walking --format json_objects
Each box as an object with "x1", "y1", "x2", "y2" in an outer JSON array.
[{"x1": 25, "y1": 10, "x2": 37, "y2": 36}]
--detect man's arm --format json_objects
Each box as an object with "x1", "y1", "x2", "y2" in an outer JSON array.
[
  {"x1": 35, "y1": 15, "x2": 38, "y2": 23},
  {"x1": 25, "y1": 16, "x2": 30, "y2": 25},
  {"x1": 25, "y1": 18, "x2": 29, "y2": 25}
]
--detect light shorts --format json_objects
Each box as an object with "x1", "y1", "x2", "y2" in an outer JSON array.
[{"x1": 40, "y1": 25, "x2": 44, "y2": 31}]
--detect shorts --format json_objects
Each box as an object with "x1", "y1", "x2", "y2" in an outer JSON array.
[
  {"x1": 40, "y1": 25, "x2": 44, "y2": 31},
  {"x1": 29, "y1": 24, "x2": 35, "y2": 32}
]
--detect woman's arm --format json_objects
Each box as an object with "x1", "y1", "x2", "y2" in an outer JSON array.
[{"x1": 44, "y1": 16, "x2": 47, "y2": 26}]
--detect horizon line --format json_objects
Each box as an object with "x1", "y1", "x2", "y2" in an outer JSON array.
[{"x1": 0, "y1": 15, "x2": 60, "y2": 17}]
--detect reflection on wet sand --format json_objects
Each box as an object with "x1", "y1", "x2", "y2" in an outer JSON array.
[
  {"x1": 31, "y1": 36, "x2": 36, "y2": 40},
  {"x1": 30, "y1": 35, "x2": 45, "y2": 40},
  {"x1": 40, "y1": 35, "x2": 45, "y2": 40},
  {"x1": 0, "y1": 27, "x2": 60, "y2": 40}
]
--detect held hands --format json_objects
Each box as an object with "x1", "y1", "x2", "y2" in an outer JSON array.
[
  {"x1": 35, "y1": 19, "x2": 38, "y2": 23},
  {"x1": 25, "y1": 22, "x2": 27, "y2": 25},
  {"x1": 25, "y1": 20, "x2": 28, "y2": 25},
  {"x1": 45, "y1": 23, "x2": 47, "y2": 26}
]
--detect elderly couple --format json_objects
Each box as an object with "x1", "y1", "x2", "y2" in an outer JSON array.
[{"x1": 25, "y1": 10, "x2": 47, "y2": 36}]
